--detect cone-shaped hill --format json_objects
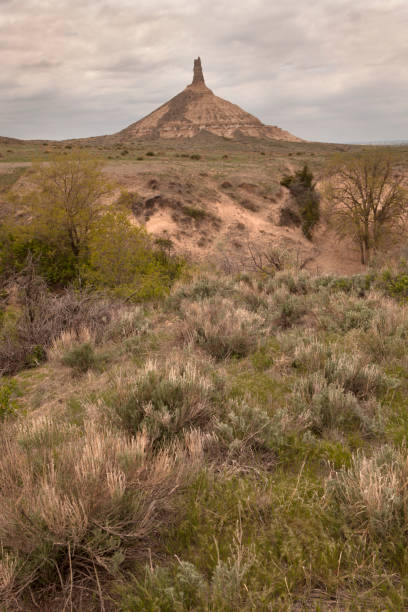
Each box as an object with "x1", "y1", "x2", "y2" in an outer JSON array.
[{"x1": 115, "y1": 58, "x2": 302, "y2": 142}]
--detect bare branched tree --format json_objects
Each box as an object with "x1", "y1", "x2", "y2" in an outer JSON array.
[
  {"x1": 233, "y1": 242, "x2": 313, "y2": 277},
  {"x1": 325, "y1": 149, "x2": 408, "y2": 264}
]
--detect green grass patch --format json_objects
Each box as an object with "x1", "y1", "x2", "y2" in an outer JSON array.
[{"x1": 0, "y1": 167, "x2": 26, "y2": 193}]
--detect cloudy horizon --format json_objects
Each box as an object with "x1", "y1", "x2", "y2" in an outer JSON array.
[{"x1": 1, "y1": 0, "x2": 407, "y2": 143}]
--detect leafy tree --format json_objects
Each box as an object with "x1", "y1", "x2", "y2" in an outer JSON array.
[
  {"x1": 1, "y1": 153, "x2": 183, "y2": 297},
  {"x1": 0, "y1": 229, "x2": 79, "y2": 287},
  {"x1": 1, "y1": 152, "x2": 114, "y2": 286},
  {"x1": 280, "y1": 165, "x2": 320, "y2": 239},
  {"x1": 325, "y1": 149, "x2": 408, "y2": 264},
  {"x1": 24, "y1": 152, "x2": 113, "y2": 257}
]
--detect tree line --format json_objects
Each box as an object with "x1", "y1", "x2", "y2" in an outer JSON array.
[{"x1": 0, "y1": 152, "x2": 183, "y2": 299}]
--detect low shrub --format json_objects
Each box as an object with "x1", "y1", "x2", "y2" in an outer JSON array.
[
  {"x1": 181, "y1": 205, "x2": 208, "y2": 220},
  {"x1": 279, "y1": 205, "x2": 301, "y2": 227},
  {"x1": 104, "y1": 358, "x2": 224, "y2": 445},
  {"x1": 278, "y1": 296, "x2": 303, "y2": 328},
  {"x1": 180, "y1": 297, "x2": 263, "y2": 359},
  {"x1": 117, "y1": 525, "x2": 254, "y2": 610},
  {"x1": 313, "y1": 274, "x2": 374, "y2": 295},
  {"x1": 0, "y1": 380, "x2": 19, "y2": 420},
  {"x1": 105, "y1": 305, "x2": 150, "y2": 342},
  {"x1": 292, "y1": 339, "x2": 333, "y2": 372},
  {"x1": 271, "y1": 289, "x2": 306, "y2": 328},
  {"x1": 0, "y1": 279, "x2": 113, "y2": 374},
  {"x1": 362, "y1": 299, "x2": 408, "y2": 361},
  {"x1": 320, "y1": 294, "x2": 375, "y2": 332},
  {"x1": 169, "y1": 275, "x2": 234, "y2": 309},
  {"x1": 271, "y1": 271, "x2": 311, "y2": 295},
  {"x1": 61, "y1": 342, "x2": 100, "y2": 375},
  {"x1": 0, "y1": 419, "x2": 200, "y2": 607},
  {"x1": 236, "y1": 288, "x2": 268, "y2": 312},
  {"x1": 323, "y1": 353, "x2": 387, "y2": 400},
  {"x1": 239, "y1": 199, "x2": 259, "y2": 212},
  {"x1": 216, "y1": 400, "x2": 279, "y2": 454},
  {"x1": 330, "y1": 445, "x2": 408, "y2": 538},
  {"x1": 293, "y1": 374, "x2": 376, "y2": 437}
]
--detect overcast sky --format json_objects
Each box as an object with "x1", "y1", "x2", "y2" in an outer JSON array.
[{"x1": 1, "y1": 0, "x2": 407, "y2": 143}]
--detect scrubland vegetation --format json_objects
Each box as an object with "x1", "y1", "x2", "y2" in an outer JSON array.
[
  {"x1": 2, "y1": 148, "x2": 408, "y2": 609},
  {"x1": 3, "y1": 254, "x2": 408, "y2": 609}
]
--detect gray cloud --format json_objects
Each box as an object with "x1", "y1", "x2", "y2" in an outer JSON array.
[{"x1": 0, "y1": 0, "x2": 407, "y2": 142}]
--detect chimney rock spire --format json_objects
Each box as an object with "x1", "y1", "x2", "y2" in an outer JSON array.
[{"x1": 192, "y1": 57, "x2": 205, "y2": 85}]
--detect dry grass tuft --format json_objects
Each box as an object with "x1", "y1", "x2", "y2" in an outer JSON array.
[
  {"x1": 48, "y1": 327, "x2": 94, "y2": 361},
  {"x1": 363, "y1": 298, "x2": 408, "y2": 361},
  {"x1": 0, "y1": 417, "x2": 201, "y2": 607},
  {"x1": 330, "y1": 445, "x2": 408, "y2": 538}
]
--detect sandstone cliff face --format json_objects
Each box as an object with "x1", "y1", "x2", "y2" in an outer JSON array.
[{"x1": 116, "y1": 58, "x2": 302, "y2": 142}]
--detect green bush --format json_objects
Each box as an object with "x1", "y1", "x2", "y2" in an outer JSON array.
[
  {"x1": 61, "y1": 342, "x2": 100, "y2": 374},
  {"x1": 181, "y1": 205, "x2": 208, "y2": 220},
  {"x1": 0, "y1": 231, "x2": 79, "y2": 287},
  {"x1": 0, "y1": 155, "x2": 184, "y2": 299},
  {"x1": 84, "y1": 211, "x2": 184, "y2": 301},
  {"x1": 380, "y1": 269, "x2": 408, "y2": 299},
  {"x1": 280, "y1": 165, "x2": 320, "y2": 239},
  {"x1": 0, "y1": 380, "x2": 19, "y2": 420},
  {"x1": 104, "y1": 359, "x2": 224, "y2": 445}
]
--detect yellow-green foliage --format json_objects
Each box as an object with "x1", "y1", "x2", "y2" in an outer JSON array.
[
  {"x1": 1, "y1": 152, "x2": 114, "y2": 286},
  {"x1": 85, "y1": 210, "x2": 181, "y2": 300},
  {"x1": 1, "y1": 154, "x2": 183, "y2": 294},
  {"x1": 24, "y1": 152, "x2": 114, "y2": 256}
]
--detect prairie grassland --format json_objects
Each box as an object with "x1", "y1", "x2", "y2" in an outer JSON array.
[
  {"x1": 2, "y1": 138, "x2": 408, "y2": 280},
  {"x1": 3, "y1": 261, "x2": 408, "y2": 610}
]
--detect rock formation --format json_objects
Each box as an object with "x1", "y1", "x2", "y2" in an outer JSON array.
[
  {"x1": 192, "y1": 57, "x2": 206, "y2": 87},
  {"x1": 115, "y1": 58, "x2": 302, "y2": 142}
]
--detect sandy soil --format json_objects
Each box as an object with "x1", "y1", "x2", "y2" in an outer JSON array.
[
  {"x1": 3, "y1": 135, "x2": 404, "y2": 276},
  {"x1": 102, "y1": 162, "x2": 362, "y2": 275}
]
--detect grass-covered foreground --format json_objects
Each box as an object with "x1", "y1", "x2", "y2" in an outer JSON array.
[{"x1": 2, "y1": 264, "x2": 408, "y2": 610}]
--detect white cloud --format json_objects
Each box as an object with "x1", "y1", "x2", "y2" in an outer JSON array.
[{"x1": 0, "y1": 0, "x2": 407, "y2": 141}]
